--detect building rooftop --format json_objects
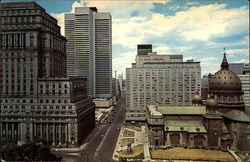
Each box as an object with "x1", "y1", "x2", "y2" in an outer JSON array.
[
  {"x1": 157, "y1": 106, "x2": 206, "y2": 115},
  {"x1": 148, "y1": 105, "x2": 162, "y2": 116},
  {"x1": 164, "y1": 120, "x2": 207, "y2": 133},
  {"x1": 222, "y1": 110, "x2": 250, "y2": 122}
]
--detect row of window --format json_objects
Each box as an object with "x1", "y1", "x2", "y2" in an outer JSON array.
[{"x1": 0, "y1": 99, "x2": 69, "y2": 104}]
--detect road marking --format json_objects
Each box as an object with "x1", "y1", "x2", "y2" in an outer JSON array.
[{"x1": 94, "y1": 126, "x2": 112, "y2": 156}]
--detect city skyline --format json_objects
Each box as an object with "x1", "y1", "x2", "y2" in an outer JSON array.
[
  {"x1": 1, "y1": 1, "x2": 250, "y2": 161},
  {"x1": 2, "y1": 0, "x2": 248, "y2": 76}
]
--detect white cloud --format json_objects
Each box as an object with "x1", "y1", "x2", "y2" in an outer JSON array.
[
  {"x1": 232, "y1": 59, "x2": 250, "y2": 63},
  {"x1": 49, "y1": 1, "x2": 249, "y2": 76},
  {"x1": 200, "y1": 57, "x2": 220, "y2": 75},
  {"x1": 205, "y1": 36, "x2": 249, "y2": 48},
  {"x1": 226, "y1": 48, "x2": 249, "y2": 57},
  {"x1": 113, "y1": 50, "x2": 137, "y2": 76},
  {"x1": 178, "y1": 5, "x2": 248, "y2": 41}
]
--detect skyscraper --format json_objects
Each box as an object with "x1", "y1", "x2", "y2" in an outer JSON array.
[
  {"x1": 0, "y1": 2, "x2": 95, "y2": 147},
  {"x1": 126, "y1": 45, "x2": 201, "y2": 122},
  {"x1": 65, "y1": 7, "x2": 112, "y2": 98}
]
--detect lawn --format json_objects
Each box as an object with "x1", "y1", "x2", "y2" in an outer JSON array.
[
  {"x1": 121, "y1": 138, "x2": 135, "y2": 147},
  {"x1": 125, "y1": 125, "x2": 142, "y2": 132},
  {"x1": 150, "y1": 147, "x2": 235, "y2": 162},
  {"x1": 237, "y1": 153, "x2": 249, "y2": 162},
  {"x1": 123, "y1": 129, "x2": 135, "y2": 137},
  {"x1": 119, "y1": 144, "x2": 144, "y2": 159}
]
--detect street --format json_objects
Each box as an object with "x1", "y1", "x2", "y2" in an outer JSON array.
[{"x1": 58, "y1": 98, "x2": 126, "y2": 162}]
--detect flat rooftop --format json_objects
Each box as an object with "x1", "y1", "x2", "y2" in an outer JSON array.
[{"x1": 157, "y1": 106, "x2": 206, "y2": 115}]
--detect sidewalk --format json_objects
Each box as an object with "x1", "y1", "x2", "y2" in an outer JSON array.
[{"x1": 52, "y1": 143, "x2": 87, "y2": 152}]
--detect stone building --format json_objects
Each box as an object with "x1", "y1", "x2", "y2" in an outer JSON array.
[
  {"x1": 146, "y1": 52, "x2": 250, "y2": 152},
  {"x1": 0, "y1": 2, "x2": 95, "y2": 147}
]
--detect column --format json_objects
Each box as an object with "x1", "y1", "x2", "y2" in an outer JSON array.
[
  {"x1": 46, "y1": 123, "x2": 49, "y2": 142},
  {"x1": 6, "y1": 123, "x2": 8, "y2": 138},
  {"x1": 20, "y1": 122, "x2": 23, "y2": 142},
  {"x1": 68, "y1": 124, "x2": 71, "y2": 145},
  {"x1": 66, "y1": 124, "x2": 68, "y2": 146},
  {"x1": 12, "y1": 123, "x2": 14, "y2": 140},
  {"x1": 59, "y1": 124, "x2": 62, "y2": 146},
  {"x1": 34, "y1": 123, "x2": 36, "y2": 138},
  {"x1": 0, "y1": 122, "x2": 2, "y2": 137},
  {"x1": 18, "y1": 123, "x2": 21, "y2": 141},
  {"x1": 167, "y1": 133, "x2": 170, "y2": 145},
  {"x1": 40, "y1": 124, "x2": 42, "y2": 138},
  {"x1": 52, "y1": 124, "x2": 55, "y2": 146}
]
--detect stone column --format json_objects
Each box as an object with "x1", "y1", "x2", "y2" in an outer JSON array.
[
  {"x1": 20, "y1": 122, "x2": 23, "y2": 142},
  {"x1": 6, "y1": 123, "x2": 9, "y2": 138},
  {"x1": 66, "y1": 124, "x2": 68, "y2": 146},
  {"x1": 0, "y1": 122, "x2": 2, "y2": 137},
  {"x1": 52, "y1": 124, "x2": 55, "y2": 146},
  {"x1": 18, "y1": 123, "x2": 21, "y2": 141},
  {"x1": 40, "y1": 124, "x2": 42, "y2": 138},
  {"x1": 34, "y1": 123, "x2": 36, "y2": 138},
  {"x1": 167, "y1": 133, "x2": 170, "y2": 145},
  {"x1": 12, "y1": 123, "x2": 14, "y2": 140},
  {"x1": 68, "y1": 124, "x2": 71, "y2": 146},
  {"x1": 59, "y1": 124, "x2": 62, "y2": 146},
  {"x1": 46, "y1": 123, "x2": 49, "y2": 142}
]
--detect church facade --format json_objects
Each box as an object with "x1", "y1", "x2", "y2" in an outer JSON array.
[{"x1": 146, "y1": 52, "x2": 250, "y2": 152}]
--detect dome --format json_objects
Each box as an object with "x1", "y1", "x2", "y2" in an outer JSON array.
[
  {"x1": 209, "y1": 53, "x2": 242, "y2": 93},
  {"x1": 206, "y1": 98, "x2": 218, "y2": 107},
  {"x1": 192, "y1": 92, "x2": 202, "y2": 105}
]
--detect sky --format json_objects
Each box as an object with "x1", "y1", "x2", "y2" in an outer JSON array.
[{"x1": 2, "y1": 0, "x2": 249, "y2": 77}]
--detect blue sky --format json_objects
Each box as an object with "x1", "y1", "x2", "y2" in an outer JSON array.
[{"x1": 2, "y1": 0, "x2": 249, "y2": 77}]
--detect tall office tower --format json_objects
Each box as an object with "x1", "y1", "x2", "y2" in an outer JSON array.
[
  {"x1": 126, "y1": 45, "x2": 201, "y2": 122},
  {"x1": 65, "y1": 7, "x2": 112, "y2": 98},
  {"x1": 0, "y1": 2, "x2": 95, "y2": 147}
]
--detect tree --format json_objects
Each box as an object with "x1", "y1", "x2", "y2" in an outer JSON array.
[{"x1": 1, "y1": 139, "x2": 61, "y2": 161}]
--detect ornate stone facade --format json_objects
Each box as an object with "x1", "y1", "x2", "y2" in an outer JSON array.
[{"x1": 0, "y1": 2, "x2": 95, "y2": 147}]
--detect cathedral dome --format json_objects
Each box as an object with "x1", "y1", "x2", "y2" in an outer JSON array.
[{"x1": 209, "y1": 53, "x2": 242, "y2": 93}]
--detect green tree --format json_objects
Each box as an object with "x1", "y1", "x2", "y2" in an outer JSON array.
[{"x1": 1, "y1": 139, "x2": 61, "y2": 161}]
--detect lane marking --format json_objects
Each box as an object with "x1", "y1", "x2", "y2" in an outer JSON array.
[{"x1": 94, "y1": 126, "x2": 111, "y2": 156}]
